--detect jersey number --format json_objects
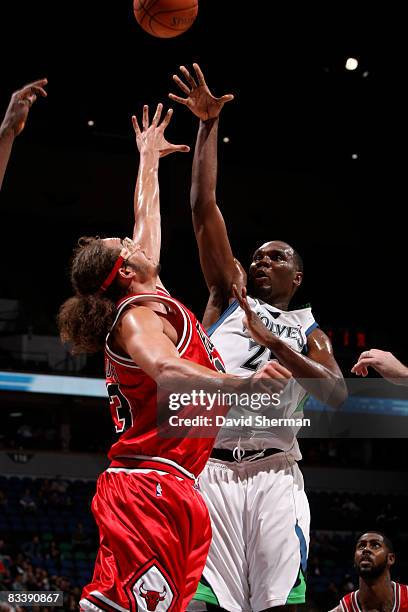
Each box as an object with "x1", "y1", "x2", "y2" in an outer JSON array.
[
  {"x1": 241, "y1": 346, "x2": 273, "y2": 372},
  {"x1": 107, "y1": 383, "x2": 133, "y2": 434}
]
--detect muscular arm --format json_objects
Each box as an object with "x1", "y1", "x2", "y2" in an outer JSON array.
[
  {"x1": 118, "y1": 306, "x2": 231, "y2": 386},
  {"x1": 328, "y1": 606, "x2": 342, "y2": 612},
  {"x1": 169, "y1": 64, "x2": 241, "y2": 308},
  {"x1": 267, "y1": 328, "x2": 347, "y2": 407},
  {"x1": 191, "y1": 117, "x2": 240, "y2": 297},
  {"x1": 233, "y1": 287, "x2": 347, "y2": 407},
  {"x1": 131, "y1": 104, "x2": 189, "y2": 288},
  {"x1": 116, "y1": 306, "x2": 292, "y2": 397}
]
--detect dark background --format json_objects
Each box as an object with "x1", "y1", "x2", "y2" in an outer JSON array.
[
  {"x1": 0, "y1": 1, "x2": 405, "y2": 374},
  {"x1": 0, "y1": 5, "x2": 407, "y2": 608}
]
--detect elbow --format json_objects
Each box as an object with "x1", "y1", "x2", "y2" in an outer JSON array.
[
  {"x1": 155, "y1": 358, "x2": 174, "y2": 387},
  {"x1": 328, "y1": 377, "x2": 348, "y2": 409},
  {"x1": 190, "y1": 188, "x2": 215, "y2": 214}
]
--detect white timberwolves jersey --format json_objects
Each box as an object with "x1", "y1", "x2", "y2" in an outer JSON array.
[{"x1": 208, "y1": 296, "x2": 318, "y2": 458}]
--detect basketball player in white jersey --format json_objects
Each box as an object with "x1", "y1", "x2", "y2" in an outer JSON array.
[{"x1": 169, "y1": 64, "x2": 347, "y2": 612}]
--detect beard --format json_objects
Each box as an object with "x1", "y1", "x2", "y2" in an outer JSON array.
[{"x1": 356, "y1": 557, "x2": 388, "y2": 579}]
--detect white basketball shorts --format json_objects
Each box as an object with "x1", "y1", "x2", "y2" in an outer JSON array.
[{"x1": 192, "y1": 453, "x2": 310, "y2": 611}]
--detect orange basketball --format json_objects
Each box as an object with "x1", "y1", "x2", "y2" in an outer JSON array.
[{"x1": 133, "y1": 0, "x2": 198, "y2": 38}]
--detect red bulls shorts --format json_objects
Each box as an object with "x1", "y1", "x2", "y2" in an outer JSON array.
[{"x1": 80, "y1": 457, "x2": 211, "y2": 612}]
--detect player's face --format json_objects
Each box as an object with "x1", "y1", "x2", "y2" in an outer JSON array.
[
  {"x1": 248, "y1": 241, "x2": 302, "y2": 302},
  {"x1": 102, "y1": 237, "x2": 157, "y2": 278},
  {"x1": 354, "y1": 533, "x2": 394, "y2": 578}
]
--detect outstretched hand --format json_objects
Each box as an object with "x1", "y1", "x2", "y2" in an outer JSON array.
[
  {"x1": 351, "y1": 348, "x2": 408, "y2": 385},
  {"x1": 1, "y1": 79, "x2": 48, "y2": 137},
  {"x1": 169, "y1": 63, "x2": 234, "y2": 121},
  {"x1": 232, "y1": 284, "x2": 275, "y2": 349},
  {"x1": 132, "y1": 103, "x2": 190, "y2": 158}
]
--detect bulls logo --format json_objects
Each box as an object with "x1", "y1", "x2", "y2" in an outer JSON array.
[
  {"x1": 139, "y1": 582, "x2": 167, "y2": 611},
  {"x1": 127, "y1": 560, "x2": 177, "y2": 612}
]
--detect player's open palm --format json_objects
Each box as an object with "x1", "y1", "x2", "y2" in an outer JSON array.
[
  {"x1": 132, "y1": 103, "x2": 190, "y2": 158},
  {"x1": 169, "y1": 63, "x2": 234, "y2": 121},
  {"x1": 233, "y1": 284, "x2": 275, "y2": 349}
]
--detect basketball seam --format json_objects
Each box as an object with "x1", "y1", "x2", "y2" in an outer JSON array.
[{"x1": 134, "y1": 0, "x2": 162, "y2": 26}]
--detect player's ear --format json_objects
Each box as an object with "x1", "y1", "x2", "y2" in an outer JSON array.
[
  {"x1": 117, "y1": 266, "x2": 135, "y2": 286},
  {"x1": 293, "y1": 271, "x2": 303, "y2": 287},
  {"x1": 118, "y1": 265, "x2": 133, "y2": 279},
  {"x1": 388, "y1": 552, "x2": 396, "y2": 568}
]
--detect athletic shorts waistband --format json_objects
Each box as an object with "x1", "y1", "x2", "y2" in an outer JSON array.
[{"x1": 109, "y1": 455, "x2": 197, "y2": 481}]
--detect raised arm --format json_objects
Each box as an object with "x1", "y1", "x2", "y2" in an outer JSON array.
[
  {"x1": 0, "y1": 79, "x2": 47, "y2": 190},
  {"x1": 169, "y1": 64, "x2": 243, "y2": 312},
  {"x1": 131, "y1": 103, "x2": 189, "y2": 266},
  {"x1": 233, "y1": 285, "x2": 348, "y2": 408}
]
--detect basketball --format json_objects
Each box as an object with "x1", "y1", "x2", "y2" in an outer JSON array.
[{"x1": 133, "y1": 0, "x2": 198, "y2": 38}]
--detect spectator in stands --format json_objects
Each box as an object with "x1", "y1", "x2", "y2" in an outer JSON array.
[
  {"x1": 0, "y1": 79, "x2": 47, "y2": 190},
  {"x1": 22, "y1": 535, "x2": 43, "y2": 562},
  {"x1": 72, "y1": 522, "x2": 91, "y2": 553},
  {"x1": 352, "y1": 349, "x2": 408, "y2": 385},
  {"x1": 46, "y1": 541, "x2": 61, "y2": 571},
  {"x1": 19, "y1": 488, "x2": 36, "y2": 512}
]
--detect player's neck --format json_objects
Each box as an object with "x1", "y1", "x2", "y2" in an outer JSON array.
[
  {"x1": 257, "y1": 295, "x2": 290, "y2": 311},
  {"x1": 128, "y1": 276, "x2": 158, "y2": 295},
  {"x1": 359, "y1": 575, "x2": 394, "y2": 611}
]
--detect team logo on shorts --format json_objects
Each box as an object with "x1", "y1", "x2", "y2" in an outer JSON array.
[
  {"x1": 139, "y1": 582, "x2": 167, "y2": 610},
  {"x1": 127, "y1": 559, "x2": 177, "y2": 612}
]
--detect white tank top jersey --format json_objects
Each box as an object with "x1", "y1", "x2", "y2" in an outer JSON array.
[{"x1": 207, "y1": 295, "x2": 318, "y2": 459}]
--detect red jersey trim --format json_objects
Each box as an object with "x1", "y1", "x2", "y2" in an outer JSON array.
[
  {"x1": 105, "y1": 293, "x2": 193, "y2": 369},
  {"x1": 340, "y1": 582, "x2": 400, "y2": 612}
]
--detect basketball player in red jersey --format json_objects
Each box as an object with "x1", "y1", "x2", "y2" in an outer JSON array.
[
  {"x1": 330, "y1": 532, "x2": 408, "y2": 612},
  {"x1": 58, "y1": 104, "x2": 291, "y2": 612},
  {"x1": 0, "y1": 78, "x2": 47, "y2": 190}
]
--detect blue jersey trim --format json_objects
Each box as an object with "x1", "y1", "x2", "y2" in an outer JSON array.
[
  {"x1": 207, "y1": 300, "x2": 239, "y2": 337},
  {"x1": 305, "y1": 321, "x2": 318, "y2": 336},
  {"x1": 295, "y1": 521, "x2": 308, "y2": 573}
]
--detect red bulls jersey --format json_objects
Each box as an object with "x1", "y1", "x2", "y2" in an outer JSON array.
[
  {"x1": 340, "y1": 582, "x2": 408, "y2": 611},
  {"x1": 104, "y1": 289, "x2": 225, "y2": 477}
]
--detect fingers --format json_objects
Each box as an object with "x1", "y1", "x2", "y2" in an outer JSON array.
[
  {"x1": 168, "y1": 93, "x2": 188, "y2": 105},
  {"x1": 219, "y1": 94, "x2": 234, "y2": 104},
  {"x1": 192, "y1": 63, "x2": 207, "y2": 86},
  {"x1": 131, "y1": 115, "x2": 141, "y2": 137},
  {"x1": 179, "y1": 65, "x2": 197, "y2": 89},
  {"x1": 172, "y1": 74, "x2": 191, "y2": 95},
  {"x1": 19, "y1": 78, "x2": 48, "y2": 98},
  {"x1": 160, "y1": 107, "x2": 173, "y2": 130},
  {"x1": 152, "y1": 102, "x2": 163, "y2": 127},
  {"x1": 351, "y1": 357, "x2": 375, "y2": 376},
  {"x1": 142, "y1": 105, "x2": 149, "y2": 131},
  {"x1": 232, "y1": 283, "x2": 242, "y2": 305},
  {"x1": 268, "y1": 362, "x2": 293, "y2": 379},
  {"x1": 351, "y1": 364, "x2": 369, "y2": 377},
  {"x1": 173, "y1": 144, "x2": 190, "y2": 153}
]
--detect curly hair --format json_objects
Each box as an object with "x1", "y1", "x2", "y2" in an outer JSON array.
[{"x1": 58, "y1": 237, "x2": 124, "y2": 354}]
